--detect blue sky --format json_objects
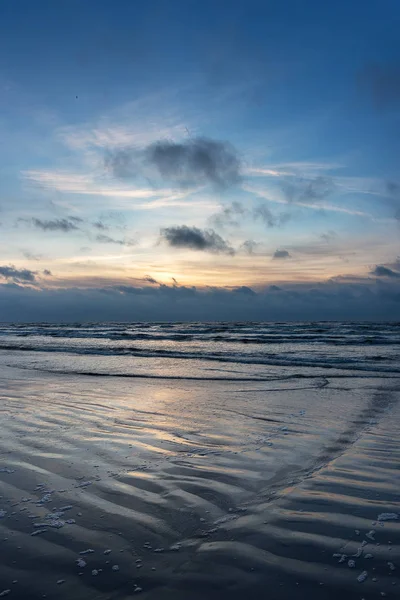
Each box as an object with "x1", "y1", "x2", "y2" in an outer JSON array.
[{"x1": 1, "y1": 0, "x2": 400, "y2": 320}]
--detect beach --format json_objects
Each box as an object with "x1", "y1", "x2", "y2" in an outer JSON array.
[{"x1": 0, "y1": 322, "x2": 399, "y2": 598}]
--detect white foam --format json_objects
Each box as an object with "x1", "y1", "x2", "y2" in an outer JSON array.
[
  {"x1": 357, "y1": 571, "x2": 368, "y2": 583},
  {"x1": 377, "y1": 513, "x2": 398, "y2": 521},
  {"x1": 76, "y1": 559, "x2": 86, "y2": 568},
  {"x1": 31, "y1": 528, "x2": 48, "y2": 536}
]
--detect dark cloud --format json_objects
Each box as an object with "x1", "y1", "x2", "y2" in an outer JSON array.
[
  {"x1": 95, "y1": 234, "x2": 136, "y2": 247},
  {"x1": 106, "y1": 136, "x2": 241, "y2": 189},
  {"x1": 28, "y1": 217, "x2": 82, "y2": 232},
  {"x1": 360, "y1": 63, "x2": 400, "y2": 111},
  {"x1": 233, "y1": 286, "x2": 256, "y2": 296},
  {"x1": 0, "y1": 265, "x2": 36, "y2": 283},
  {"x1": 273, "y1": 249, "x2": 291, "y2": 259},
  {"x1": 371, "y1": 265, "x2": 400, "y2": 278},
  {"x1": 282, "y1": 176, "x2": 335, "y2": 204},
  {"x1": 43, "y1": 269, "x2": 52, "y2": 276},
  {"x1": 143, "y1": 275, "x2": 158, "y2": 284},
  {"x1": 160, "y1": 225, "x2": 234, "y2": 255}
]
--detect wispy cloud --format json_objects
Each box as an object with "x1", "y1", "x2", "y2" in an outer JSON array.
[
  {"x1": 22, "y1": 217, "x2": 83, "y2": 232},
  {"x1": 245, "y1": 184, "x2": 374, "y2": 218},
  {"x1": 95, "y1": 234, "x2": 136, "y2": 247}
]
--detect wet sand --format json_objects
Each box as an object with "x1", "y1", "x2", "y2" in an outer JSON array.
[{"x1": 0, "y1": 365, "x2": 399, "y2": 598}]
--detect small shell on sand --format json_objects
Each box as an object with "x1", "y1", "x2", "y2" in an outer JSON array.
[
  {"x1": 56, "y1": 580, "x2": 65, "y2": 585},
  {"x1": 91, "y1": 570, "x2": 99, "y2": 576},
  {"x1": 366, "y1": 530, "x2": 375, "y2": 541},
  {"x1": 103, "y1": 549, "x2": 112, "y2": 555},
  {"x1": 348, "y1": 560, "x2": 356, "y2": 568},
  {"x1": 0, "y1": 591, "x2": 11, "y2": 597},
  {"x1": 388, "y1": 562, "x2": 396, "y2": 571},
  {"x1": 0, "y1": 511, "x2": 7, "y2": 518},
  {"x1": 79, "y1": 549, "x2": 94, "y2": 555},
  {"x1": 111, "y1": 565, "x2": 119, "y2": 571}
]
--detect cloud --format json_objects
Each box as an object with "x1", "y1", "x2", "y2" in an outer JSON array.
[
  {"x1": 252, "y1": 203, "x2": 278, "y2": 227},
  {"x1": 43, "y1": 269, "x2": 52, "y2": 276},
  {"x1": 240, "y1": 240, "x2": 259, "y2": 255},
  {"x1": 95, "y1": 234, "x2": 136, "y2": 247},
  {"x1": 273, "y1": 249, "x2": 291, "y2": 259},
  {"x1": 22, "y1": 250, "x2": 43, "y2": 261},
  {"x1": 160, "y1": 225, "x2": 234, "y2": 254},
  {"x1": 370, "y1": 265, "x2": 400, "y2": 278},
  {"x1": 144, "y1": 275, "x2": 158, "y2": 284},
  {"x1": 210, "y1": 201, "x2": 247, "y2": 227},
  {"x1": 93, "y1": 221, "x2": 110, "y2": 231},
  {"x1": 1, "y1": 278, "x2": 400, "y2": 321},
  {"x1": 0, "y1": 265, "x2": 36, "y2": 283},
  {"x1": 106, "y1": 136, "x2": 241, "y2": 189},
  {"x1": 27, "y1": 217, "x2": 82, "y2": 232},
  {"x1": 252, "y1": 203, "x2": 291, "y2": 228}
]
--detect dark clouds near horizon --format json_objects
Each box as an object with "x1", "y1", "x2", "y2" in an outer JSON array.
[
  {"x1": 106, "y1": 136, "x2": 242, "y2": 189},
  {"x1": 273, "y1": 249, "x2": 291, "y2": 259},
  {"x1": 1, "y1": 278, "x2": 399, "y2": 322}
]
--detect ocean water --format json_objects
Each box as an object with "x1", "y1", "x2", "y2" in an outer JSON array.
[
  {"x1": 0, "y1": 322, "x2": 399, "y2": 599},
  {"x1": 0, "y1": 321, "x2": 399, "y2": 379}
]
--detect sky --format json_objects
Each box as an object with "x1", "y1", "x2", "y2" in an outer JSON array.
[{"x1": 1, "y1": 0, "x2": 400, "y2": 321}]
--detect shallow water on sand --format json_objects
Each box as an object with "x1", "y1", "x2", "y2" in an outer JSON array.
[{"x1": 0, "y1": 324, "x2": 399, "y2": 598}]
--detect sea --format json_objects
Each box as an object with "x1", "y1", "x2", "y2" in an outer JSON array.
[{"x1": 0, "y1": 322, "x2": 399, "y2": 599}]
